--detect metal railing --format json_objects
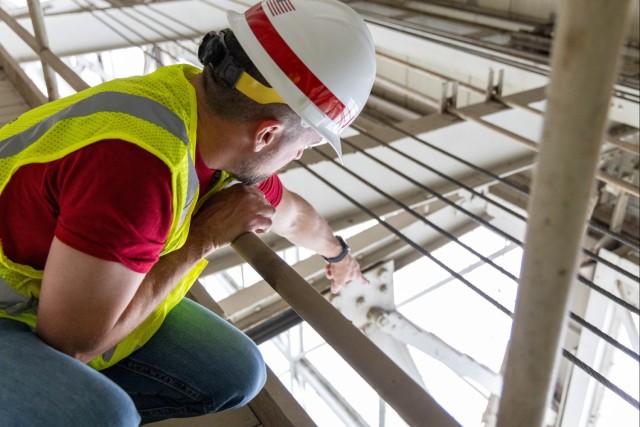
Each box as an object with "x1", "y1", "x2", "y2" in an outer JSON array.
[{"x1": 232, "y1": 233, "x2": 461, "y2": 426}]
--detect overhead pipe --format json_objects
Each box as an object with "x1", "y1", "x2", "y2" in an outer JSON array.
[{"x1": 496, "y1": 1, "x2": 634, "y2": 426}]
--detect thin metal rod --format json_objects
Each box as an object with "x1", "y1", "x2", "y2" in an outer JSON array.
[
  {"x1": 310, "y1": 146, "x2": 520, "y2": 283},
  {"x1": 361, "y1": 116, "x2": 639, "y2": 250},
  {"x1": 231, "y1": 233, "x2": 461, "y2": 427},
  {"x1": 349, "y1": 125, "x2": 640, "y2": 282},
  {"x1": 26, "y1": 0, "x2": 59, "y2": 101},
  {"x1": 70, "y1": 0, "x2": 175, "y2": 65},
  {"x1": 296, "y1": 159, "x2": 514, "y2": 318},
  {"x1": 496, "y1": 1, "x2": 634, "y2": 426},
  {"x1": 334, "y1": 138, "x2": 640, "y2": 313}
]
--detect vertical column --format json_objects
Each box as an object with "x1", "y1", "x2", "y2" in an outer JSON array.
[
  {"x1": 27, "y1": 0, "x2": 59, "y2": 101},
  {"x1": 496, "y1": 1, "x2": 634, "y2": 426}
]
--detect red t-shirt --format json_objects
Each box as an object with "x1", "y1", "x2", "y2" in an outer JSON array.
[{"x1": 0, "y1": 139, "x2": 282, "y2": 273}]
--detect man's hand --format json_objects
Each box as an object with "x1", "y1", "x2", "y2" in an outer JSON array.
[
  {"x1": 325, "y1": 253, "x2": 370, "y2": 294},
  {"x1": 189, "y1": 184, "x2": 276, "y2": 256}
]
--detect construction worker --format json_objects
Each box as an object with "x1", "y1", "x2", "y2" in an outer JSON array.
[{"x1": 0, "y1": 0, "x2": 375, "y2": 425}]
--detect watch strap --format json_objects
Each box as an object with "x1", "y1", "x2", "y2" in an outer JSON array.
[{"x1": 322, "y1": 236, "x2": 350, "y2": 264}]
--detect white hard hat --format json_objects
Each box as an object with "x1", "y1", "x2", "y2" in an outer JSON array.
[{"x1": 228, "y1": 0, "x2": 376, "y2": 160}]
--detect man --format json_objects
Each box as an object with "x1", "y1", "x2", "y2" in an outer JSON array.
[{"x1": 0, "y1": 0, "x2": 376, "y2": 425}]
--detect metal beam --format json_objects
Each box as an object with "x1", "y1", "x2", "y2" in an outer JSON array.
[{"x1": 370, "y1": 309, "x2": 503, "y2": 396}]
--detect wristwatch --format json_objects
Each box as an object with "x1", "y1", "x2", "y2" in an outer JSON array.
[{"x1": 322, "y1": 236, "x2": 350, "y2": 264}]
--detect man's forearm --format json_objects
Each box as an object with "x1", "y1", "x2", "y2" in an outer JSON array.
[
  {"x1": 273, "y1": 189, "x2": 343, "y2": 258},
  {"x1": 76, "y1": 237, "x2": 208, "y2": 363}
]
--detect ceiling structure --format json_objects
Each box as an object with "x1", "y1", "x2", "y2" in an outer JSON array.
[{"x1": 1, "y1": 0, "x2": 639, "y2": 426}]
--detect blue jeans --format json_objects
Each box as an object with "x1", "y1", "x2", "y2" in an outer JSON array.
[{"x1": 0, "y1": 298, "x2": 266, "y2": 426}]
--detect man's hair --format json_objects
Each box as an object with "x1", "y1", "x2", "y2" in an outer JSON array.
[{"x1": 201, "y1": 30, "x2": 301, "y2": 131}]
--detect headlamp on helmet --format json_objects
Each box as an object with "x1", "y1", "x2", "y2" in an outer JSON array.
[{"x1": 197, "y1": 30, "x2": 285, "y2": 105}]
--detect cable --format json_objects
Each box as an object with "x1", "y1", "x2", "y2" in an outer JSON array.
[
  {"x1": 357, "y1": 116, "x2": 531, "y2": 196},
  {"x1": 296, "y1": 158, "x2": 639, "y2": 368},
  {"x1": 562, "y1": 350, "x2": 640, "y2": 409},
  {"x1": 307, "y1": 145, "x2": 639, "y2": 355},
  {"x1": 577, "y1": 275, "x2": 639, "y2": 315},
  {"x1": 309, "y1": 147, "x2": 520, "y2": 284},
  {"x1": 106, "y1": 1, "x2": 199, "y2": 59},
  {"x1": 295, "y1": 159, "x2": 515, "y2": 318},
  {"x1": 569, "y1": 313, "x2": 640, "y2": 361},
  {"x1": 363, "y1": 116, "x2": 639, "y2": 251},
  {"x1": 316, "y1": 141, "x2": 639, "y2": 315},
  {"x1": 74, "y1": 0, "x2": 180, "y2": 64},
  {"x1": 349, "y1": 125, "x2": 640, "y2": 283}
]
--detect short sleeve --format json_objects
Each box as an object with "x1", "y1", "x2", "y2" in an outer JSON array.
[
  {"x1": 256, "y1": 174, "x2": 283, "y2": 207},
  {"x1": 51, "y1": 140, "x2": 174, "y2": 273}
]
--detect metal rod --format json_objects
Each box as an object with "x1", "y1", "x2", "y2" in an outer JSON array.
[
  {"x1": 26, "y1": 0, "x2": 59, "y2": 101},
  {"x1": 231, "y1": 233, "x2": 461, "y2": 427},
  {"x1": 496, "y1": 1, "x2": 634, "y2": 426}
]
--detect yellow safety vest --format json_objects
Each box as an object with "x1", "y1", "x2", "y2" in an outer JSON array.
[{"x1": 0, "y1": 64, "x2": 233, "y2": 370}]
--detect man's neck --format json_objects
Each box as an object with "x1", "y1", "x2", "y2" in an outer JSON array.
[{"x1": 190, "y1": 73, "x2": 230, "y2": 170}]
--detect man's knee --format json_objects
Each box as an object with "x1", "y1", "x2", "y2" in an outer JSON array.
[
  {"x1": 229, "y1": 337, "x2": 267, "y2": 406},
  {"x1": 207, "y1": 334, "x2": 267, "y2": 412},
  {"x1": 88, "y1": 379, "x2": 141, "y2": 427}
]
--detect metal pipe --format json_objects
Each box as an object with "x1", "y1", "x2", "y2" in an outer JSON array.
[
  {"x1": 496, "y1": 1, "x2": 634, "y2": 426},
  {"x1": 0, "y1": 8, "x2": 89, "y2": 92},
  {"x1": 231, "y1": 233, "x2": 461, "y2": 427},
  {"x1": 26, "y1": 0, "x2": 59, "y2": 101}
]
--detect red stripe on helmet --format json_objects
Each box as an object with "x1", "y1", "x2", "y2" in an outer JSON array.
[{"x1": 244, "y1": 3, "x2": 353, "y2": 128}]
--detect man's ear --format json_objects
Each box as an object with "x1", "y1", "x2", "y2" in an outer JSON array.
[{"x1": 254, "y1": 119, "x2": 284, "y2": 152}]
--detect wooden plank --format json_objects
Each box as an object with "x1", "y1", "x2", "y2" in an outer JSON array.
[
  {"x1": 0, "y1": 43, "x2": 47, "y2": 108},
  {"x1": 189, "y1": 282, "x2": 317, "y2": 427},
  {"x1": 248, "y1": 369, "x2": 316, "y2": 427},
  {"x1": 147, "y1": 406, "x2": 260, "y2": 427},
  {"x1": 0, "y1": 70, "x2": 29, "y2": 126}
]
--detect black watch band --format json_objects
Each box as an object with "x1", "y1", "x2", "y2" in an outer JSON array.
[{"x1": 322, "y1": 236, "x2": 350, "y2": 264}]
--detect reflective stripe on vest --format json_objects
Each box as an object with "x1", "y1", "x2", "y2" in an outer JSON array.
[
  {"x1": 0, "y1": 65, "x2": 208, "y2": 369},
  {"x1": 0, "y1": 91, "x2": 199, "y2": 224},
  {"x1": 0, "y1": 275, "x2": 36, "y2": 316}
]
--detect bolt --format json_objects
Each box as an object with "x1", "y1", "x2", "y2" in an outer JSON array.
[
  {"x1": 379, "y1": 284, "x2": 388, "y2": 293},
  {"x1": 356, "y1": 296, "x2": 365, "y2": 305}
]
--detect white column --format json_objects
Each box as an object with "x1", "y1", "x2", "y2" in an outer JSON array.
[{"x1": 496, "y1": 1, "x2": 634, "y2": 426}]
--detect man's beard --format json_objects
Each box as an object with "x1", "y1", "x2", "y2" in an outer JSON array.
[{"x1": 231, "y1": 149, "x2": 276, "y2": 186}]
